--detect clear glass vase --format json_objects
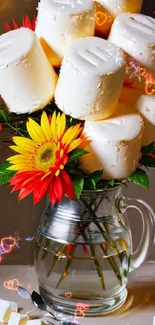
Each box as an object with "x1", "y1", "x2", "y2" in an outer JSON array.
[{"x1": 34, "y1": 186, "x2": 155, "y2": 317}]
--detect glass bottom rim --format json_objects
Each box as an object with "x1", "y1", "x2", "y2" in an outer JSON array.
[{"x1": 39, "y1": 285, "x2": 128, "y2": 317}]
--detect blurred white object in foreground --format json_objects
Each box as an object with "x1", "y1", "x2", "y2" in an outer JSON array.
[
  {"x1": 8, "y1": 312, "x2": 29, "y2": 325},
  {"x1": 55, "y1": 37, "x2": 125, "y2": 120},
  {"x1": 81, "y1": 102, "x2": 144, "y2": 179},
  {"x1": 0, "y1": 28, "x2": 57, "y2": 114},
  {"x1": 0, "y1": 299, "x2": 17, "y2": 323},
  {"x1": 36, "y1": 0, "x2": 96, "y2": 67}
]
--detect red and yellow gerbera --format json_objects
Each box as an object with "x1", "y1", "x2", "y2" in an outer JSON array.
[
  {"x1": 7, "y1": 111, "x2": 84, "y2": 205},
  {"x1": 5, "y1": 14, "x2": 36, "y2": 32}
]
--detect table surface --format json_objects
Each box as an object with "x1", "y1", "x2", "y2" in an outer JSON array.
[{"x1": 0, "y1": 262, "x2": 155, "y2": 325}]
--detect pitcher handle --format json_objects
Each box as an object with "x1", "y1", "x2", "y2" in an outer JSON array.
[{"x1": 118, "y1": 196, "x2": 155, "y2": 270}]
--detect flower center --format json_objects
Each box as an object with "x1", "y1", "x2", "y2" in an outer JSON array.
[{"x1": 32, "y1": 141, "x2": 57, "y2": 172}]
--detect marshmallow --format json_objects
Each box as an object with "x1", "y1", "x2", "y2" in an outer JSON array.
[
  {"x1": 120, "y1": 86, "x2": 155, "y2": 146},
  {"x1": 55, "y1": 37, "x2": 126, "y2": 121},
  {"x1": 109, "y1": 14, "x2": 155, "y2": 89},
  {"x1": 36, "y1": 0, "x2": 96, "y2": 67},
  {"x1": 0, "y1": 28, "x2": 58, "y2": 114},
  {"x1": 81, "y1": 102, "x2": 144, "y2": 179},
  {"x1": 95, "y1": 0, "x2": 143, "y2": 37},
  {"x1": 8, "y1": 312, "x2": 29, "y2": 325},
  {"x1": 0, "y1": 299, "x2": 17, "y2": 323}
]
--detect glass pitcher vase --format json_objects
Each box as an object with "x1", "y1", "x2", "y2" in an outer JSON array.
[{"x1": 34, "y1": 186, "x2": 155, "y2": 316}]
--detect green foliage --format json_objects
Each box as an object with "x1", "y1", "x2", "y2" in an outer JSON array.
[
  {"x1": 127, "y1": 168, "x2": 149, "y2": 190},
  {"x1": 68, "y1": 148, "x2": 88, "y2": 163},
  {"x1": 72, "y1": 178, "x2": 84, "y2": 199},
  {"x1": 84, "y1": 170, "x2": 103, "y2": 190},
  {"x1": 0, "y1": 109, "x2": 7, "y2": 122},
  {"x1": 141, "y1": 142, "x2": 154, "y2": 155},
  {"x1": 0, "y1": 161, "x2": 15, "y2": 185}
]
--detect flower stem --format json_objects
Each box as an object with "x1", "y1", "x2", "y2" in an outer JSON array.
[
  {"x1": 56, "y1": 245, "x2": 77, "y2": 288},
  {"x1": 90, "y1": 244, "x2": 105, "y2": 290},
  {"x1": 47, "y1": 244, "x2": 66, "y2": 278}
]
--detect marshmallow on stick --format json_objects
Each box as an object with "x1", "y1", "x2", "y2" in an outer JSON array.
[
  {"x1": 0, "y1": 299, "x2": 17, "y2": 323},
  {"x1": 109, "y1": 14, "x2": 155, "y2": 89},
  {"x1": 36, "y1": 0, "x2": 96, "y2": 67},
  {"x1": 120, "y1": 86, "x2": 155, "y2": 146},
  {"x1": 81, "y1": 102, "x2": 144, "y2": 179},
  {"x1": 95, "y1": 0, "x2": 143, "y2": 37},
  {"x1": 55, "y1": 37, "x2": 126, "y2": 121},
  {"x1": 0, "y1": 28, "x2": 58, "y2": 114}
]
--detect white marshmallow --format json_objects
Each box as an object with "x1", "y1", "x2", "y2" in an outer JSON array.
[
  {"x1": 120, "y1": 86, "x2": 155, "y2": 146},
  {"x1": 81, "y1": 102, "x2": 144, "y2": 179},
  {"x1": 0, "y1": 299, "x2": 17, "y2": 323},
  {"x1": 55, "y1": 37, "x2": 126, "y2": 121},
  {"x1": 36, "y1": 0, "x2": 96, "y2": 67},
  {"x1": 109, "y1": 14, "x2": 155, "y2": 89},
  {"x1": 8, "y1": 312, "x2": 29, "y2": 325},
  {"x1": 95, "y1": 0, "x2": 143, "y2": 37},
  {"x1": 0, "y1": 28, "x2": 58, "y2": 114}
]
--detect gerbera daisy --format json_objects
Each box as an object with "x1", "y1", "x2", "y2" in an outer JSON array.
[
  {"x1": 5, "y1": 14, "x2": 36, "y2": 32},
  {"x1": 7, "y1": 111, "x2": 84, "y2": 205}
]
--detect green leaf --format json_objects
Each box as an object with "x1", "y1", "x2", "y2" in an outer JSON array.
[
  {"x1": 0, "y1": 161, "x2": 15, "y2": 185},
  {"x1": 107, "y1": 179, "x2": 115, "y2": 187},
  {"x1": 90, "y1": 170, "x2": 103, "y2": 183},
  {"x1": 0, "y1": 109, "x2": 7, "y2": 122},
  {"x1": 140, "y1": 155, "x2": 155, "y2": 168},
  {"x1": 72, "y1": 178, "x2": 84, "y2": 199},
  {"x1": 84, "y1": 178, "x2": 96, "y2": 190},
  {"x1": 68, "y1": 148, "x2": 89, "y2": 162},
  {"x1": 0, "y1": 161, "x2": 11, "y2": 171},
  {"x1": 127, "y1": 168, "x2": 149, "y2": 190},
  {"x1": 141, "y1": 142, "x2": 155, "y2": 155}
]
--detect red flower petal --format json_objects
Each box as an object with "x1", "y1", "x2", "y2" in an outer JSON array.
[
  {"x1": 33, "y1": 175, "x2": 53, "y2": 204},
  {"x1": 12, "y1": 19, "x2": 19, "y2": 29},
  {"x1": 82, "y1": 245, "x2": 88, "y2": 254},
  {"x1": 48, "y1": 182, "x2": 57, "y2": 205},
  {"x1": 60, "y1": 170, "x2": 74, "y2": 199},
  {"x1": 148, "y1": 153, "x2": 155, "y2": 158},
  {"x1": 10, "y1": 171, "x2": 41, "y2": 186},
  {"x1": 53, "y1": 176, "x2": 63, "y2": 201},
  {"x1": 32, "y1": 14, "x2": 36, "y2": 31},
  {"x1": 66, "y1": 245, "x2": 74, "y2": 252},
  {"x1": 24, "y1": 15, "x2": 32, "y2": 29},
  {"x1": 18, "y1": 186, "x2": 34, "y2": 201},
  {"x1": 4, "y1": 22, "x2": 11, "y2": 32},
  {"x1": 0, "y1": 124, "x2": 2, "y2": 131}
]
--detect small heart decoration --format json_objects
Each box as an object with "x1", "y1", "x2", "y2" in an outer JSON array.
[
  {"x1": 1, "y1": 237, "x2": 16, "y2": 253},
  {"x1": 95, "y1": 12, "x2": 107, "y2": 26},
  {"x1": 65, "y1": 292, "x2": 72, "y2": 299},
  {"x1": 4, "y1": 278, "x2": 19, "y2": 291}
]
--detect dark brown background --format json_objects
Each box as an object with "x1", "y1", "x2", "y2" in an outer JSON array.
[{"x1": 0, "y1": 0, "x2": 155, "y2": 264}]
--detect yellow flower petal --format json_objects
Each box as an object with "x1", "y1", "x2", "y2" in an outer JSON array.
[
  {"x1": 57, "y1": 113, "x2": 66, "y2": 139},
  {"x1": 62, "y1": 124, "x2": 82, "y2": 146},
  {"x1": 8, "y1": 164, "x2": 33, "y2": 171},
  {"x1": 41, "y1": 111, "x2": 52, "y2": 140},
  {"x1": 67, "y1": 138, "x2": 82, "y2": 153},
  {"x1": 7, "y1": 154, "x2": 30, "y2": 162},
  {"x1": 51, "y1": 111, "x2": 57, "y2": 142},
  {"x1": 13, "y1": 137, "x2": 35, "y2": 152},
  {"x1": 56, "y1": 112, "x2": 61, "y2": 125},
  {"x1": 27, "y1": 118, "x2": 46, "y2": 143},
  {"x1": 10, "y1": 146, "x2": 28, "y2": 154}
]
